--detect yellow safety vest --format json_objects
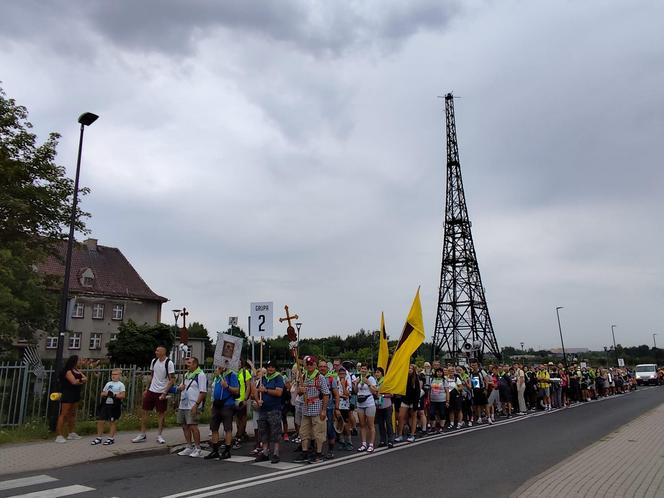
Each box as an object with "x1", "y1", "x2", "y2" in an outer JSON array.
[{"x1": 238, "y1": 369, "x2": 252, "y2": 401}]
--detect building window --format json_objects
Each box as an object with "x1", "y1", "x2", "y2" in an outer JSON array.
[
  {"x1": 110, "y1": 333, "x2": 118, "y2": 342},
  {"x1": 72, "y1": 303, "x2": 85, "y2": 318},
  {"x1": 46, "y1": 336, "x2": 58, "y2": 349},
  {"x1": 68, "y1": 332, "x2": 81, "y2": 350},
  {"x1": 112, "y1": 304, "x2": 124, "y2": 321},
  {"x1": 92, "y1": 303, "x2": 104, "y2": 320},
  {"x1": 89, "y1": 333, "x2": 102, "y2": 350},
  {"x1": 80, "y1": 268, "x2": 95, "y2": 288}
]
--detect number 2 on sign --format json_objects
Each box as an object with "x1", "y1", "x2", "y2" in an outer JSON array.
[{"x1": 258, "y1": 314, "x2": 266, "y2": 333}]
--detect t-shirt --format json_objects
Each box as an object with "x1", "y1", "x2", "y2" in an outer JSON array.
[
  {"x1": 149, "y1": 357, "x2": 175, "y2": 393},
  {"x1": 260, "y1": 374, "x2": 285, "y2": 412},
  {"x1": 337, "y1": 377, "x2": 351, "y2": 410},
  {"x1": 324, "y1": 374, "x2": 338, "y2": 411},
  {"x1": 102, "y1": 380, "x2": 125, "y2": 405},
  {"x1": 213, "y1": 371, "x2": 239, "y2": 407},
  {"x1": 356, "y1": 375, "x2": 377, "y2": 408},
  {"x1": 179, "y1": 370, "x2": 207, "y2": 410},
  {"x1": 430, "y1": 377, "x2": 447, "y2": 402}
]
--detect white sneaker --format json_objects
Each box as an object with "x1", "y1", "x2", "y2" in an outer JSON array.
[
  {"x1": 189, "y1": 448, "x2": 203, "y2": 458},
  {"x1": 478, "y1": 417, "x2": 483, "y2": 424},
  {"x1": 488, "y1": 417, "x2": 494, "y2": 425},
  {"x1": 67, "y1": 432, "x2": 82, "y2": 440},
  {"x1": 132, "y1": 434, "x2": 147, "y2": 443},
  {"x1": 157, "y1": 435, "x2": 166, "y2": 444},
  {"x1": 55, "y1": 435, "x2": 66, "y2": 443},
  {"x1": 178, "y1": 446, "x2": 194, "y2": 456}
]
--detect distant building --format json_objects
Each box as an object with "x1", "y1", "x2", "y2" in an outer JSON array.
[{"x1": 37, "y1": 238, "x2": 168, "y2": 359}]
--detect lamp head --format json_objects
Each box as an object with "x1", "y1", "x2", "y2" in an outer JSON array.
[{"x1": 78, "y1": 112, "x2": 99, "y2": 126}]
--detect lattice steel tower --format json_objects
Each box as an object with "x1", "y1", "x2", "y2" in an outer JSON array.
[{"x1": 432, "y1": 93, "x2": 500, "y2": 362}]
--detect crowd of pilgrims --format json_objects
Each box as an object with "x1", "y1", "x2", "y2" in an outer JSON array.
[{"x1": 195, "y1": 355, "x2": 639, "y2": 464}]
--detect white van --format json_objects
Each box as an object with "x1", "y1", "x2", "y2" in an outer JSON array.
[{"x1": 635, "y1": 364, "x2": 658, "y2": 385}]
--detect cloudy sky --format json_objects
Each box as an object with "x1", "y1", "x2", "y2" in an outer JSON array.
[{"x1": 2, "y1": 1, "x2": 663, "y2": 351}]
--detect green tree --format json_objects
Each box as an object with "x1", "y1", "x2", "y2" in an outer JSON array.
[
  {"x1": 0, "y1": 85, "x2": 88, "y2": 353},
  {"x1": 107, "y1": 320, "x2": 174, "y2": 366}
]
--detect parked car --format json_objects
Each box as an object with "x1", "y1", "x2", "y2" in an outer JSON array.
[{"x1": 635, "y1": 364, "x2": 658, "y2": 385}]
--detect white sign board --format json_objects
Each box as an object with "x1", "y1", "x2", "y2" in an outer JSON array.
[
  {"x1": 618, "y1": 358, "x2": 625, "y2": 367},
  {"x1": 214, "y1": 333, "x2": 243, "y2": 370},
  {"x1": 250, "y1": 302, "x2": 273, "y2": 338},
  {"x1": 580, "y1": 361, "x2": 587, "y2": 369}
]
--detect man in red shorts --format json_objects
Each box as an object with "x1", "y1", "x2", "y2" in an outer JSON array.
[{"x1": 133, "y1": 346, "x2": 176, "y2": 444}]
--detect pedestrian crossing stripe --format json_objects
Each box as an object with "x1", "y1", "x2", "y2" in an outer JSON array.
[
  {"x1": 5, "y1": 485, "x2": 95, "y2": 498},
  {"x1": 0, "y1": 475, "x2": 94, "y2": 498},
  {"x1": 0, "y1": 475, "x2": 58, "y2": 491}
]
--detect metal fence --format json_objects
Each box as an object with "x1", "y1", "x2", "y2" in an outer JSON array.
[{"x1": 0, "y1": 362, "x2": 214, "y2": 428}]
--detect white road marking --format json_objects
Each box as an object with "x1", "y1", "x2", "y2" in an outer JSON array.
[
  {"x1": 252, "y1": 461, "x2": 301, "y2": 470},
  {"x1": 163, "y1": 388, "x2": 652, "y2": 498},
  {"x1": 0, "y1": 475, "x2": 58, "y2": 491},
  {"x1": 6, "y1": 484, "x2": 95, "y2": 498}
]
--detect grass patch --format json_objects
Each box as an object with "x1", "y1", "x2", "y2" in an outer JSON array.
[{"x1": 0, "y1": 408, "x2": 212, "y2": 445}]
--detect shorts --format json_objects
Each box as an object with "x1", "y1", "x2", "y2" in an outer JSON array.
[
  {"x1": 472, "y1": 388, "x2": 488, "y2": 406},
  {"x1": 97, "y1": 403, "x2": 121, "y2": 422},
  {"x1": 299, "y1": 414, "x2": 326, "y2": 448},
  {"x1": 498, "y1": 388, "x2": 510, "y2": 404},
  {"x1": 142, "y1": 390, "x2": 168, "y2": 413},
  {"x1": 538, "y1": 387, "x2": 550, "y2": 397},
  {"x1": 430, "y1": 401, "x2": 446, "y2": 419},
  {"x1": 339, "y1": 409, "x2": 350, "y2": 422},
  {"x1": 357, "y1": 405, "x2": 376, "y2": 418},
  {"x1": 177, "y1": 408, "x2": 199, "y2": 425},
  {"x1": 257, "y1": 409, "x2": 283, "y2": 443},
  {"x1": 448, "y1": 390, "x2": 463, "y2": 412},
  {"x1": 210, "y1": 404, "x2": 234, "y2": 433}
]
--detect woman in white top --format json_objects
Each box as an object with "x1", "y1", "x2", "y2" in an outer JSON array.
[{"x1": 352, "y1": 364, "x2": 377, "y2": 452}]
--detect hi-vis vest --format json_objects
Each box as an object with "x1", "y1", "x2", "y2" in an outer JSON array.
[{"x1": 238, "y1": 369, "x2": 252, "y2": 402}]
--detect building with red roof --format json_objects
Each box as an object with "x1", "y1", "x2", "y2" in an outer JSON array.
[{"x1": 37, "y1": 238, "x2": 168, "y2": 359}]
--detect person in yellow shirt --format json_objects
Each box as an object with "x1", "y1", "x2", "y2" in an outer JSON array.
[{"x1": 536, "y1": 364, "x2": 552, "y2": 411}]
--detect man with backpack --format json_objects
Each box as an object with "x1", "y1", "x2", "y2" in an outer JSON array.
[
  {"x1": 294, "y1": 355, "x2": 330, "y2": 464},
  {"x1": 176, "y1": 357, "x2": 208, "y2": 458},
  {"x1": 133, "y1": 345, "x2": 175, "y2": 444},
  {"x1": 204, "y1": 365, "x2": 239, "y2": 460}
]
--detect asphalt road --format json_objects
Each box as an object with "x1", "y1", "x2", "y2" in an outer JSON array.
[{"x1": 1, "y1": 387, "x2": 662, "y2": 498}]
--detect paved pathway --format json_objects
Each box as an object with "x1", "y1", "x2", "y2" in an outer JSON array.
[
  {"x1": 513, "y1": 402, "x2": 664, "y2": 497},
  {"x1": 0, "y1": 427, "x2": 184, "y2": 477}
]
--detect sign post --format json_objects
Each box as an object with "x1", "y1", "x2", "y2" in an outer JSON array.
[{"x1": 251, "y1": 302, "x2": 273, "y2": 369}]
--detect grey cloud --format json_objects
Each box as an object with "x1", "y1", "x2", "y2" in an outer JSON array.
[{"x1": 0, "y1": 0, "x2": 459, "y2": 58}]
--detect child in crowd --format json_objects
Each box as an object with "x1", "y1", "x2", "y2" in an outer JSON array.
[{"x1": 91, "y1": 368, "x2": 126, "y2": 445}]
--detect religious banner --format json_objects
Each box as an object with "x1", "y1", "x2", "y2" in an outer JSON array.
[{"x1": 214, "y1": 332, "x2": 243, "y2": 370}]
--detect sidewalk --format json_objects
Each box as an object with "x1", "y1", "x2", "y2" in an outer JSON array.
[
  {"x1": 0, "y1": 427, "x2": 186, "y2": 477},
  {"x1": 512, "y1": 402, "x2": 664, "y2": 497}
]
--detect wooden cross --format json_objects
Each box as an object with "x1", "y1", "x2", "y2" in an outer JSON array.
[{"x1": 279, "y1": 305, "x2": 299, "y2": 326}]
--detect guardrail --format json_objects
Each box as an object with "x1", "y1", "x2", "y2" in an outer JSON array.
[{"x1": 0, "y1": 362, "x2": 216, "y2": 427}]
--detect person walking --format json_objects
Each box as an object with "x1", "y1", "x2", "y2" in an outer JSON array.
[
  {"x1": 253, "y1": 360, "x2": 285, "y2": 464},
  {"x1": 353, "y1": 364, "x2": 377, "y2": 452},
  {"x1": 395, "y1": 364, "x2": 420, "y2": 442},
  {"x1": 205, "y1": 365, "x2": 239, "y2": 460},
  {"x1": 55, "y1": 355, "x2": 87, "y2": 443},
  {"x1": 294, "y1": 356, "x2": 330, "y2": 464},
  {"x1": 132, "y1": 346, "x2": 175, "y2": 444},
  {"x1": 177, "y1": 357, "x2": 208, "y2": 458}
]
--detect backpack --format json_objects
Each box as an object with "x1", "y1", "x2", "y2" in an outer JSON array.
[{"x1": 150, "y1": 358, "x2": 173, "y2": 379}]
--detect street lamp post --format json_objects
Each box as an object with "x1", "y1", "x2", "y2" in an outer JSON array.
[
  {"x1": 50, "y1": 112, "x2": 98, "y2": 431},
  {"x1": 611, "y1": 325, "x2": 618, "y2": 367},
  {"x1": 555, "y1": 307, "x2": 568, "y2": 370}
]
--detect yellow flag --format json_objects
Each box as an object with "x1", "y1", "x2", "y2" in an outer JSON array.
[
  {"x1": 380, "y1": 288, "x2": 425, "y2": 395},
  {"x1": 377, "y1": 312, "x2": 389, "y2": 372}
]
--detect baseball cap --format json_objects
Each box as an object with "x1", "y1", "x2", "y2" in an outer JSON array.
[
  {"x1": 265, "y1": 360, "x2": 275, "y2": 368},
  {"x1": 304, "y1": 355, "x2": 316, "y2": 366}
]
